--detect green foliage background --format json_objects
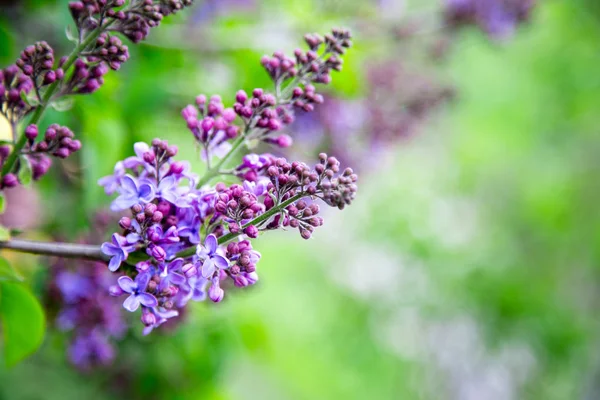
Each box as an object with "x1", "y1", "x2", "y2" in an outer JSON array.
[{"x1": 0, "y1": 0, "x2": 599, "y2": 398}]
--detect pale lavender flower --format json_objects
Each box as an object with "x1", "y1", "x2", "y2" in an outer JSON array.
[
  {"x1": 178, "y1": 215, "x2": 202, "y2": 244},
  {"x1": 101, "y1": 233, "x2": 134, "y2": 272},
  {"x1": 142, "y1": 307, "x2": 179, "y2": 336},
  {"x1": 111, "y1": 175, "x2": 155, "y2": 211},
  {"x1": 157, "y1": 258, "x2": 186, "y2": 291},
  {"x1": 197, "y1": 234, "x2": 230, "y2": 278},
  {"x1": 98, "y1": 161, "x2": 125, "y2": 195},
  {"x1": 117, "y1": 274, "x2": 158, "y2": 312}
]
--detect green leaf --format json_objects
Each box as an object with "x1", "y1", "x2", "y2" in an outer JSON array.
[
  {"x1": 0, "y1": 192, "x2": 5, "y2": 214},
  {"x1": 17, "y1": 156, "x2": 32, "y2": 186},
  {"x1": 0, "y1": 257, "x2": 22, "y2": 282},
  {"x1": 50, "y1": 97, "x2": 74, "y2": 112},
  {"x1": 0, "y1": 282, "x2": 45, "y2": 366},
  {"x1": 19, "y1": 90, "x2": 39, "y2": 108},
  {"x1": 0, "y1": 226, "x2": 10, "y2": 241},
  {"x1": 65, "y1": 25, "x2": 78, "y2": 43}
]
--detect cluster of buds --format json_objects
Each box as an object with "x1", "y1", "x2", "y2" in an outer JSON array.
[
  {"x1": 285, "y1": 200, "x2": 323, "y2": 240},
  {"x1": 316, "y1": 153, "x2": 358, "y2": 210},
  {"x1": 86, "y1": 33, "x2": 130, "y2": 71},
  {"x1": 0, "y1": 65, "x2": 34, "y2": 121},
  {"x1": 62, "y1": 58, "x2": 109, "y2": 95},
  {"x1": 224, "y1": 240, "x2": 260, "y2": 287},
  {"x1": 16, "y1": 41, "x2": 64, "y2": 88},
  {"x1": 114, "y1": 0, "x2": 194, "y2": 43},
  {"x1": 26, "y1": 124, "x2": 82, "y2": 159},
  {"x1": 214, "y1": 183, "x2": 265, "y2": 236},
  {"x1": 182, "y1": 95, "x2": 239, "y2": 160},
  {"x1": 0, "y1": 124, "x2": 81, "y2": 189}
]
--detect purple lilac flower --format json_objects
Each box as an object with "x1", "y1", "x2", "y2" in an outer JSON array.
[
  {"x1": 157, "y1": 258, "x2": 186, "y2": 291},
  {"x1": 111, "y1": 175, "x2": 155, "y2": 211},
  {"x1": 98, "y1": 161, "x2": 126, "y2": 195},
  {"x1": 101, "y1": 233, "x2": 134, "y2": 272},
  {"x1": 198, "y1": 234, "x2": 230, "y2": 279},
  {"x1": 142, "y1": 307, "x2": 179, "y2": 336},
  {"x1": 117, "y1": 274, "x2": 158, "y2": 312}
]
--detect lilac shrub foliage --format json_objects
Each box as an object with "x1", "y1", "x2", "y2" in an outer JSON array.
[{"x1": 99, "y1": 28, "x2": 358, "y2": 336}]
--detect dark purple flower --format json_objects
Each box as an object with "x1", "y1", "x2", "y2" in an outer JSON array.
[{"x1": 117, "y1": 273, "x2": 158, "y2": 312}]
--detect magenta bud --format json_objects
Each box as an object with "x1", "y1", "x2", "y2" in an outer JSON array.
[
  {"x1": 182, "y1": 263, "x2": 197, "y2": 278},
  {"x1": 25, "y1": 124, "x2": 38, "y2": 140},
  {"x1": 209, "y1": 280, "x2": 224, "y2": 302},
  {"x1": 2, "y1": 173, "x2": 18, "y2": 188},
  {"x1": 235, "y1": 90, "x2": 248, "y2": 104},
  {"x1": 141, "y1": 311, "x2": 156, "y2": 326},
  {"x1": 169, "y1": 161, "x2": 184, "y2": 175},
  {"x1": 144, "y1": 203, "x2": 157, "y2": 216},
  {"x1": 149, "y1": 245, "x2": 166, "y2": 262},
  {"x1": 119, "y1": 217, "x2": 132, "y2": 229},
  {"x1": 109, "y1": 285, "x2": 124, "y2": 296},
  {"x1": 152, "y1": 211, "x2": 163, "y2": 222},
  {"x1": 53, "y1": 147, "x2": 70, "y2": 158},
  {"x1": 244, "y1": 225, "x2": 259, "y2": 239},
  {"x1": 143, "y1": 151, "x2": 155, "y2": 164}
]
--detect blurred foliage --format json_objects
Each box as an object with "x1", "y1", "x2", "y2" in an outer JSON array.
[{"x1": 0, "y1": 0, "x2": 599, "y2": 399}]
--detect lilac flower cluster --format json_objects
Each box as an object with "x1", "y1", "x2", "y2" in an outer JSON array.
[
  {"x1": 49, "y1": 259, "x2": 126, "y2": 370},
  {"x1": 0, "y1": 65, "x2": 34, "y2": 124},
  {"x1": 181, "y1": 28, "x2": 352, "y2": 160},
  {"x1": 0, "y1": 0, "x2": 195, "y2": 197},
  {"x1": 95, "y1": 28, "x2": 358, "y2": 336},
  {"x1": 443, "y1": 0, "x2": 536, "y2": 39},
  {"x1": 0, "y1": 124, "x2": 81, "y2": 189}
]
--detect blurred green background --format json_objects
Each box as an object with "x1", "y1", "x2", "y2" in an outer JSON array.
[{"x1": 1, "y1": 0, "x2": 600, "y2": 399}]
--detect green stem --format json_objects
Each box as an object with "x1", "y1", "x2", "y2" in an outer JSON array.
[
  {"x1": 1, "y1": 24, "x2": 108, "y2": 177},
  {"x1": 196, "y1": 134, "x2": 246, "y2": 187},
  {"x1": 175, "y1": 192, "x2": 304, "y2": 258}
]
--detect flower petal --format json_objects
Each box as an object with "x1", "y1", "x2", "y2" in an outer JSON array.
[
  {"x1": 170, "y1": 272, "x2": 186, "y2": 286},
  {"x1": 205, "y1": 234, "x2": 218, "y2": 253},
  {"x1": 136, "y1": 272, "x2": 151, "y2": 291},
  {"x1": 201, "y1": 258, "x2": 216, "y2": 278},
  {"x1": 108, "y1": 254, "x2": 123, "y2": 272},
  {"x1": 138, "y1": 293, "x2": 158, "y2": 308},
  {"x1": 213, "y1": 255, "x2": 230, "y2": 270},
  {"x1": 123, "y1": 294, "x2": 140, "y2": 312},
  {"x1": 117, "y1": 275, "x2": 136, "y2": 293}
]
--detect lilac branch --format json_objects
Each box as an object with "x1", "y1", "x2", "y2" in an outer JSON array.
[{"x1": 0, "y1": 238, "x2": 108, "y2": 261}]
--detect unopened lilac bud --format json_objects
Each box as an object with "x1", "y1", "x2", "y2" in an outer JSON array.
[
  {"x1": 252, "y1": 88, "x2": 263, "y2": 98},
  {"x1": 182, "y1": 263, "x2": 197, "y2": 278},
  {"x1": 147, "y1": 280, "x2": 158, "y2": 292},
  {"x1": 68, "y1": 140, "x2": 82, "y2": 152},
  {"x1": 119, "y1": 216, "x2": 132, "y2": 229},
  {"x1": 136, "y1": 261, "x2": 151, "y2": 272},
  {"x1": 132, "y1": 204, "x2": 143, "y2": 213},
  {"x1": 144, "y1": 203, "x2": 157, "y2": 216},
  {"x1": 136, "y1": 213, "x2": 145, "y2": 223},
  {"x1": 141, "y1": 311, "x2": 156, "y2": 326},
  {"x1": 276, "y1": 134, "x2": 292, "y2": 147},
  {"x1": 234, "y1": 275, "x2": 249, "y2": 287},
  {"x1": 149, "y1": 245, "x2": 166, "y2": 262},
  {"x1": 143, "y1": 151, "x2": 155, "y2": 163},
  {"x1": 53, "y1": 147, "x2": 70, "y2": 158},
  {"x1": 300, "y1": 229, "x2": 312, "y2": 239},
  {"x1": 43, "y1": 70, "x2": 56, "y2": 85},
  {"x1": 209, "y1": 279, "x2": 224, "y2": 302},
  {"x1": 25, "y1": 124, "x2": 38, "y2": 140},
  {"x1": 229, "y1": 222, "x2": 240, "y2": 234},
  {"x1": 244, "y1": 225, "x2": 259, "y2": 238},
  {"x1": 236, "y1": 90, "x2": 248, "y2": 103},
  {"x1": 3, "y1": 173, "x2": 19, "y2": 188},
  {"x1": 109, "y1": 285, "x2": 124, "y2": 296},
  {"x1": 166, "y1": 145, "x2": 178, "y2": 157},
  {"x1": 151, "y1": 211, "x2": 163, "y2": 222}
]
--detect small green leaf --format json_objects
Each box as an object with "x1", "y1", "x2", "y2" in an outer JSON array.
[
  {"x1": 19, "y1": 90, "x2": 39, "y2": 108},
  {"x1": 0, "y1": 257, "x2": 22, "y2": 282},
  {"x1": 0, "y1": 193, "x2": 5, "y2": 214},
  {"x1": 17, "y1": 156, "x2": 32, "y2": 186},
  {"x1": 0, "y1": 226, "x2": 10, "y2": 241},
  {"x1": 0, "y1": 282, "x2": 45, "y2": 366},
  {"x1": 50, "y1": 97, "x2": 74, "y2": 112},
  {"x1": 65, "y1": 25, "x2": 78, "y2": 43}
]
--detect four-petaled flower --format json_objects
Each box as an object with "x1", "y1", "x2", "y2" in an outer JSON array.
[
  {"x1": 117, "y1": 273, "x2": 158, "y2": 312},
  {"x1": 197, "y1": 234, "x2": 230, "y2": 278},
  {"x1": 157, "y1": 258, "x2": 186, "y2": 291},
  {"x1": 111, "y1": 175, "x2": 155, "y2": 211},
  {"x1": 101, "y1": 233, "x2": 134, "y2": 272}
]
